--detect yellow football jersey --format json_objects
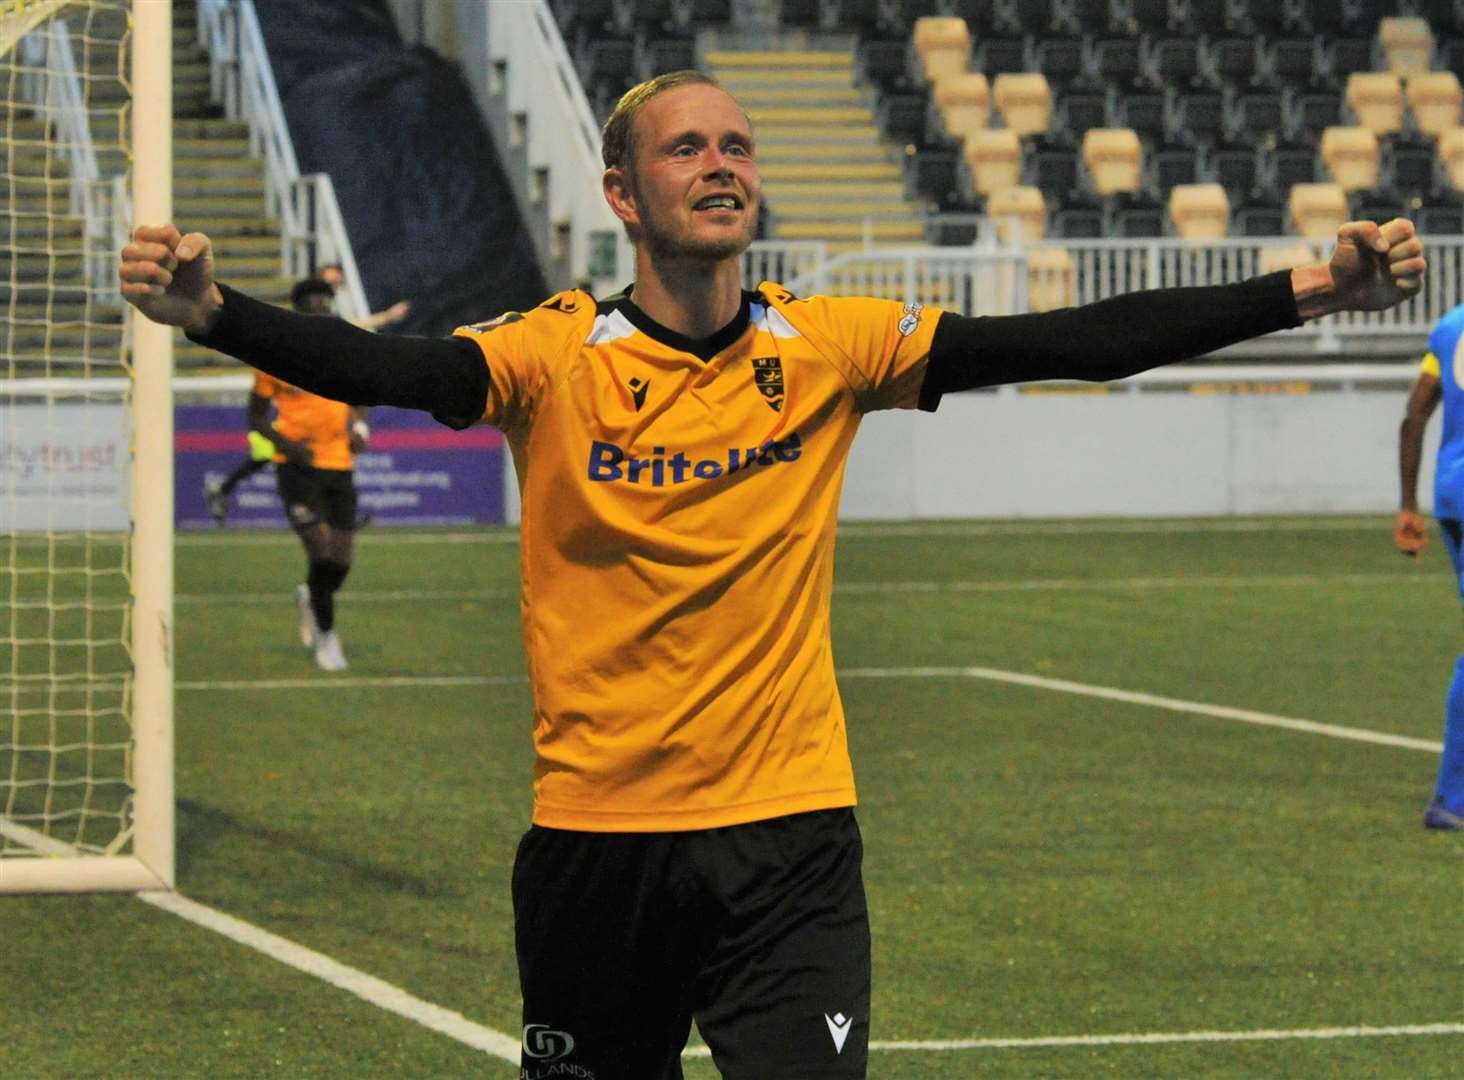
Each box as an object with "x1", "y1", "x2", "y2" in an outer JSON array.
[
  {"x1": 253, "y1": 370, "x2": 353, "y2": 471},
  {"x1": 454, "y1": 283, "x2": 944, "y2": 831}
]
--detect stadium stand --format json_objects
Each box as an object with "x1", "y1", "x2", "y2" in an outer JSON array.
[
  {"x1": 543, "y1": 0, "x2": 1464, "y2": 250},
  {"x1": 1169, "y1": 183, "x2": 1231, "y2": 239},
  {"x1": 1288, "y1": 181, "x2": 1350, "y2": 239},
  {"x1": 1347, "y1": 71, "x2": 1406, "y2": 133},
  {"x1": 964, "y1": 127, "x2": 1022, "y2": 196},
  {"x1": 932, "y1": 71, "x2": 990, "y2": 142},
  {"x1": 992, "y1": 72, "x2": 1052, "y2": 135},
  {"x1": 1321, "y1": 125, "x2": 1382, "y2": 191}
]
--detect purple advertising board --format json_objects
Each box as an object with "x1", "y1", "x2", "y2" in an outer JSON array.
[{"x1": 176, "y1": 404, "x2": 505, "y2": 529}]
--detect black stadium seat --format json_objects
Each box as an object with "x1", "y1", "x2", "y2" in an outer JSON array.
[
  {"x1": 1210, "y1": 146, "x2": 1260, "y2": 196},
  {"x1": 878, "y1": 94, "x2": 929, "y2": 146},
  {"x1": 1054, "y1": 92, "x2": 1107, "y2": 136},
  {"x1": 1146, "y1": 38, "x2": 1201, "y2": 90},
  {"x1": 905, "y1": 149, "x2": 960, "y2": 201},
  {"x1": 973, "y1": 37, "x2": 1027, "y2": 78},
  {"x1": 1151, "y1": 144, "x2": 1200, "y2": 194}
]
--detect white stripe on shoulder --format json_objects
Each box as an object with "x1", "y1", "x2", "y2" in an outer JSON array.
[
  {"x1": 585, "y1": 309, "x2": 639, "y2": 346},
  {"x1": 750, "y1": 301, "x2": 802, "y2": 339}
]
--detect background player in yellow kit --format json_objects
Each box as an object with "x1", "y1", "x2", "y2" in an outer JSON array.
[
  {"x1": 252, "y1": 277, "x2": 369, "y2": 672},
  {"x1": 120, "y1": 71, "x2": 1424, "y2": 1080}
]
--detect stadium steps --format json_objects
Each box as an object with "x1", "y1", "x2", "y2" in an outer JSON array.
[
  {"x1": 1, "y1": 0, "x2": 289, "y2": 375},
  {"x1": 704, "y1": 48, "x2": 925, "y2": 250}
]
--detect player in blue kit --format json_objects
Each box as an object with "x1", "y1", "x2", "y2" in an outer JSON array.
[{"x1": 1396, "y1": 302, "x2": 1464, "y2": 830}]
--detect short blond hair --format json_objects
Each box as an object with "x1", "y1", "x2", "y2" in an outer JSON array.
[{"x1": 600, "y1": 70, "x2": 723, "y2": 173}]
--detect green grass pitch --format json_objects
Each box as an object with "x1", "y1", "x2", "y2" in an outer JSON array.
[{"x1": 4, "y1": 516, "x2": 1463, "y2": 1078}]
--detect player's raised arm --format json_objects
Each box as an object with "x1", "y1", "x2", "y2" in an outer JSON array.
[
  {"x1": 117, "y1": 223, "x2": 489, "y2": 427},
  {"x1": 919, "y1": 219, "x2": 1427, "y2": 403},
  {"x1": 118, "y1": 224, "x2": 223, "y2": 335},
  {"x1": 1293, "y1": 218, "x2": 1425, "y2": 318}
]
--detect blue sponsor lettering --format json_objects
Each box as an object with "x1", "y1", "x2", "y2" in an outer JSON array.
[{"x1": 587, "y1": 433, "x2": 801, "y2": 486}]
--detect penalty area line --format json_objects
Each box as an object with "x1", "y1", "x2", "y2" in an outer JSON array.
[
  {"x1": 683, "y1": 1022, "x2": 1464, "y2": 1057},
  {"x1": 865, "y1": 1022, "x2": 1464, "y2": 1053},
  {"x1": 839, "y1": 666, "x2": 1443, "y2": 753},
  {"x1": 136, "y1": 890, "x2": 522, "y2": 1062}
]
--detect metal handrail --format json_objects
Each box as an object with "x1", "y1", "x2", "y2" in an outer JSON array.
[
  {"x1": 744, "y1": 232, "x2": 1460, "y2": 355},
  {"x1": 195, "y1": 0, "x2": 369, "y2": 321},
  {"x1": 16, "y1": 19, "x2": 118, "y2": 297}
]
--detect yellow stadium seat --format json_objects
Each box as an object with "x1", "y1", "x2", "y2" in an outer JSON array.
[
  {"x1": 1319, "y1": 126, "x2": 1380, "y2": 191},
  {"x1": 1168, "y1": 183, "x2": 1230, "y2": 239},
  {"x1": 1440, "y1": 127, "x2": 1464, "y2": 189},
  {"x1": 1379, "y1": 16, "x2": 1433, "y2": 76},
  {"x1": 1026, "y1": 246, "x2": 1074, "y2": 312},
  {"x1": 1346, "y1": 72, "x2": 1404, "y2": 135},
  {"x1": 962, "y1": 128, "x2": 1021, "y2": 196},
  {"x1": 988, "y1": 185, "x2": 1047, "y2": 243},
  {"x1": 1081, "y1": 128, "x2": 1142, "y2": 196},
  {"x1": 1287, "y1": 182, "x2": 1349, "y2": 240},
  {"x1": 1406, "y1": 71, "x2": 1462, "y2": 136},
  {"x1": 933, "y1": 72, "x2": 990, "y2": 142},
  {"x1": 1258, "y1": 242, "x2": 1317, "y2": 276},
  {"x1": 913, "y1": 16, "x2": 971, "y2": 82},
  {"x1": 992, "y1": 73, "x2": 1051, "y2": 136}
]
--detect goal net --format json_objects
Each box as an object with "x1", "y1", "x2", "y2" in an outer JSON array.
[{"x1": 1, "y1": 0, "x2": 173, "y2": 892}]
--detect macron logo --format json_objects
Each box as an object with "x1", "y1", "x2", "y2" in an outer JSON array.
[
  {"x1": 586, "y1": 433, "x2": 802, "y2": 487},
  {"x1": 825, "y1": 1012, "x2": 852, "y2": 1055}
]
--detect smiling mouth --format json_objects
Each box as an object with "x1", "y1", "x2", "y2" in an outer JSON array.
[{"x1": 693, "y1": 194, "x2": 743, "y2": 211}]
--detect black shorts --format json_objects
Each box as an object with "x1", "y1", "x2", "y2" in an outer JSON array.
[
  {"x1": 512, "y1": 808, "x2": 870, "y2": 1080},
  {"x1": 275, "y1": 463, "x2": 357, "y2": 531}
]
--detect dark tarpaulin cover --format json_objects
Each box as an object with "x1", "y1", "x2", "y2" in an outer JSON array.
[{"x1": 253, "y1": 0, "x2": 548, "y2": 336}]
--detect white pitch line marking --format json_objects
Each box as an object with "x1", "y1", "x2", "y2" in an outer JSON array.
[
  {"x1": 173, "y1": 570, "x2": 1440, "y2": 606},
  {"x1": 169, "y1": 515, "x2": 1390, "y2": 549},
  {"x1": 840, "y1": 666, "x2": 1443, "y2": 753},
  {"x1": 867, "y1": 1023, "x2": 1464, "y2": 1053},
  {"x1": 174, "y1": 674, "x2": 528, "y2": 692},
  {"x1": 136, "y1": 891, "x2": 520, "y2": 1062}
]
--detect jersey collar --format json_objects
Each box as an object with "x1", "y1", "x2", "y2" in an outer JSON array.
[{"x1": 597, "y1": 286, "x2": 756, "y2": 362}]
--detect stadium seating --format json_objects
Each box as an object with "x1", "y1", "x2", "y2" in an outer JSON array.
[
  {"x1": 992, "y1": 73, "x2": 1052, "y2": 136},
  {"x1": 557, "y1": 0, "x2": 1464, "y2": 249},
  {"x1": 1320, "y1": 126, "x2": 1381, "y2": 191},
  {"x1": 912, "y1": 16, "x2": 969, "y2": 82},
  {"x1": 932, "y1": 72, "x2": 989, "y2": 141},
  {"x1": 1082, "y1": 127, "x2": 1141, "y2": 196},
  {"x1": 1439, "y1": 127, "x2": 1464, "y2": 188},
  {"x1": 1346, "y1": 72, "x2": 1405, "y2": 134},
  {"x1": 963, "y1": 127, "x2": 1022, "y2": 196},
  {"x1": 988, "y1": 185, "x2": 1046, "y2": 242},
  {"x1": 1378, "y1": 16, "x2": 1434, "y2": 75},
  {"x1": 1026, "y1": 245, "x2": 1074, "y2": 311},
  {"x1": 1288, "y1": 181, "x2": 1349, "y2": 239},
  {"x1": 1406, "y1": 70, "x2": 1462, "y2": 134},
  {"x1": 1169, "y1": 183, "x2": 1230, "y2": 239}
]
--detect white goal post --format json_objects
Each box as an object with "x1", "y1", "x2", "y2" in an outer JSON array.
[{"x1": 1, "y1": 0, "x2": 173, "y2": 893}]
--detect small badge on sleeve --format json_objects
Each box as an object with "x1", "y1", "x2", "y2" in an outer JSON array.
[{"x1": 898, "y1": 302, "x2": 923, "y2": 337}]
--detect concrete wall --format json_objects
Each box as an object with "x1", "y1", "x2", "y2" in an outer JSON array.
[{"x1": 840, "y1": 379, "x2": 1439, "y2": 520}]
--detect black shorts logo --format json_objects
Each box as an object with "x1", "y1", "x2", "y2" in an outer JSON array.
[{"x1": 751, "y1": 356, "x2": 784, "y2": 412}]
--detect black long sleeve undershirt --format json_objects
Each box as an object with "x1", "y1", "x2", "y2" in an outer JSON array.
[
  {"x1": 192, "y1": 272, "x2": 1304, "y2": 426},
  {"x1": 189, "y1": 283, "x2": 490, "y2": 428},
  {"x1": 918, "y1": 269, "x2": 1303, "y2": 410}
]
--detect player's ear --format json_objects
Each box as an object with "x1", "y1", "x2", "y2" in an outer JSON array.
[{"x1": 603, "y1": 166, "x2": 640, "y2": 229}]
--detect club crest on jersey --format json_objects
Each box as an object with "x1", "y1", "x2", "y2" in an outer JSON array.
[
  {"x1": 750, "y1": 356, "x2": 784, "y2": 412},
  {"x1": 466, "y1": 311, "x2": 524, "y2": 333},
  {"x1": 898, "y1": 302, "x2": 923, "y2": 337},
  {"x1": 539, "y1": 294, "x2": 579, "y2": 314}
]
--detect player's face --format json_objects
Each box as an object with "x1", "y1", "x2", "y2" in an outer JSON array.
[{"x1": 623, "y1": 83, "x2": 759, "y2": 262}]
